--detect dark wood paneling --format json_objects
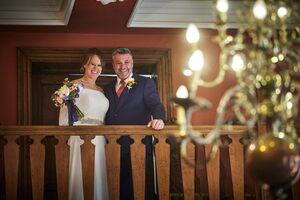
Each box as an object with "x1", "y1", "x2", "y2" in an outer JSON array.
[{"x1": 17, "y1": 48, "x2": 174, "y2": 125}]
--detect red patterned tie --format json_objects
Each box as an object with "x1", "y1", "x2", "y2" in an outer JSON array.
[{"x1": 116, "y1": 80, "x2": 125, "y2": 97}]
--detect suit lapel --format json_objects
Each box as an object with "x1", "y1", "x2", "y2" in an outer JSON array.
[
  {"x1": 113, "y1": 74, "x2": 138, "y2": 111},
  {"x1": 107, "y1": 80, "x2": 119, "y2": 109}
]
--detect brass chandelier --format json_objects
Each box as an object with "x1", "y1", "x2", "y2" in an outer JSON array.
[{"x1": 172, "y1": 0, "x2": 300, "y2": 198}]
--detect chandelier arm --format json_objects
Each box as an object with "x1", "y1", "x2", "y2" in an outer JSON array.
[
  {"x1": 180, "y1": 137, "x2": 200, "y2": 168},
  {"x1": 191, "y1": 85, "x2": 243, "y2": 146},
  {"x1": 185, "y1": 108, "x2": 194, "y2": 132},
  {"x1": 196, "y1": 37, "x2": 247, "y2": 89},
  {"x1": 204, "y1": 140, "x2": 221, "y2": 163},
  {"x1": 180, "y1": 133, "x2": 221, "y2": 168},
  {"x1": 233, "y1": 87, "x2": 258, "y2": 129},
  {"x1": 197, "y1": 68, "x2": 226, "y2": 88},
  {"x1": 233, "y1": 101, "x2": 258, "y2": 128},
  {"x1": 180, "y1": 136, "x2": 196, "y2": 167},
  {"x1": 190, "y1": 71, "x2": 201, "y2": 98}
]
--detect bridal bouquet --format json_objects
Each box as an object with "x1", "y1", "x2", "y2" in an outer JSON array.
[{"x1": 52, "y1": 78, "x2": 84, "y2": 125}]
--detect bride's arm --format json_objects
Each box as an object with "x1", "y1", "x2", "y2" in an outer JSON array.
[{"x1": 59, "y1": 105, "x2": 68, "y2": 126}]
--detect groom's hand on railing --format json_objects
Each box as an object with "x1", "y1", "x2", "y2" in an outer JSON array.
[{"x1": 147, "y1": 119, "x2": 164, "y2": 130}]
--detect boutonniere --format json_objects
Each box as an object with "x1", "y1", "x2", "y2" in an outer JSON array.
[{"x1": 126, "y1": 77, "x2": 137, "y2": 90}]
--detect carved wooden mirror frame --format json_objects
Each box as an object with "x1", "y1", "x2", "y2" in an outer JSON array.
[{"x1": 17, "y1": 48, "x2": 175, "y2": 125}]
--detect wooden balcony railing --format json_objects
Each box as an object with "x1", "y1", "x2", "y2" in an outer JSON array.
[{"x1": 0, "y1": 125, "x2": 253, "y2": 200}]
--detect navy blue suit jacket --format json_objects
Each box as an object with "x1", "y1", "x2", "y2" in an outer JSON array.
[
  {"x1": 104, "y1": 73, "x2": 165, "y2": 200},
  {"x1": 104, "y1": 73, "x2": 165, "y2": 125}
]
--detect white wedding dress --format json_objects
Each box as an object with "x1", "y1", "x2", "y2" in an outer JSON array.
[{"x1": 59, "y1": 86, "x2": 109, "y2": 200}]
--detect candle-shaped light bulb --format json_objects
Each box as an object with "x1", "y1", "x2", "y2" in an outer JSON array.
[
  {"x1": 182, "y1": 68, "x2": 193, "y2": 77},
  {"x1": 188, "y1": 49, "x2": 204, "y2": 71},
  {"x1": 216, "y1": 0, "x2": 229, "y2": 13},
  {"x1": 186, "y1": 24, "x2": 200, "y2": 43},
  {"x1": 231, "y1": 54, "x2": 244, "y2": 71},
  {"x1": 176, "y1": 85, "x2": 189, "y2": 99},
  {"x1": 278, "y1": 6, "x2": 288, "y2": 18},
  {"x1": 253, "y1": 0, "x2": 267, "y2": 20}
]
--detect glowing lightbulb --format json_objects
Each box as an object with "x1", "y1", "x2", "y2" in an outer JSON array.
[
  {"x1": 176, "y1": 85, "x2": 189, "y2": 98},
  {"x1": 216, "y1": 0, "x2": 229, "y2": 13},
  {"x1": 182, "y1": 68, "x2": 193, "y2": 76},
  {"x1": 188, "y1": 49, "x2": 204, "y2": 71},
  {"x1": 271, "y1": 56, "x2": 278, "y2": 63},
  {"x1": 249, "y1": 144, "x2": 256, "y2": 151},
  {"x1": 253, "y1": 0, "x2": 267, "y2": 20},
  {"x1": 186, "y1": 24, "x2": 200, "y2": 43},
  {"x1": 287, "y1": 101, "x2": 293, "y2": 109},
  {"x1": 278, "y1": 54, "x2": 284, "y2": 61},
  {"x1": 231, "y1": 54, "x2": 244, "y2": 71},
  {"x1": 278, "y1": 132, "x2": 285, "y2": 138},
  {"x1": 278, "y1": 6, "x2": 288, "y2": 18}
]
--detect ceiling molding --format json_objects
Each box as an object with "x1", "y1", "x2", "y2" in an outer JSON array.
[
  {"x1": 127, "y1": 0, "x2": 300, "y2": 29},
  {"x1": 0, "y1": 0, "x2": 75, "y2": 25}
]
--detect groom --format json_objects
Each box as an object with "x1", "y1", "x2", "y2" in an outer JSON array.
[{"x1": 104, "y1": 48, "x2": 165, "y2": 200}]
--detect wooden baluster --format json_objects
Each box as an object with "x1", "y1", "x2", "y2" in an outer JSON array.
[
  {"x1": 106, "y1": 135, "x2": 120, "y2": 200},
  {"x1": 30, "y1": 135, "x2": 45, "y2": 200},
  {"x1": 55, "y1": 135, "x2": 69, "y2": 200},
  {"x1": 206, "y1": 143, "x2": 220, "y2": 200},
  {"x1": 228, "y1": 135, "x2": 244, "y2": 200},
  {"x1": 0, "y1": 136, "x2": 6, "y2": 198},
  {"x1": 81, "y1": 135, "x2": 95, "y2": 200},
  {"x1": 292, "y1": 180, "x2": 300, "y2": 200},
  {"x1": 42, "y1": 136, "x2": 59, "y2": 200},
  {"x1": 4, "y1": 135, "x2": 18, "y2": 200},
  {"x1": 17, "y1": 136, "x2": 34, "y2": 198},
  {"x1": 131, "y1": 135, "x2": 145, "y2": 200},
  {"x1": 181, "y1": 140, "x2": 195, "y2": 200},
  {"x1": 155, "y1": 135, "x2": 170, "y2": 200}
]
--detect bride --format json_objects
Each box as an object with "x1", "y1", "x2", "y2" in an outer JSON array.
[{"x1": 58, "y1": 48, "x2": 109, "y2": 200}]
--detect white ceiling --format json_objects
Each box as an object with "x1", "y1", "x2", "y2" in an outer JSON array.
[
  {"x1": 0, "y1": 0, "x2": 240, "y2": 27},
  {"x1": 0, "y1": 0, "x2": 74, "y2": 25},
  {"x1": 0, "y1": 0, "x2": 299, "y2": 28},
  {"x1": 128, "y1": 0, "x2": 300, "y2": 28}
]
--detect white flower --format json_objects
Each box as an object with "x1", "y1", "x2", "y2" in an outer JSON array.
[
  {"x1": 126, "y1": 77, "x2": 137, "y2": 90},
  {"x1": 57, "y1": 85, "x2": 70, "y2": 96}
]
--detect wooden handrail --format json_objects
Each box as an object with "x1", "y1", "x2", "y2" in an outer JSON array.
[{"x1": 0, "y1": 125, "x2": 247, "y2": 136}]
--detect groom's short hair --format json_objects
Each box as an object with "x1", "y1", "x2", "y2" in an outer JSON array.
[{"x1": 112, "y1": 48, "x2": 132, "y2": 57}]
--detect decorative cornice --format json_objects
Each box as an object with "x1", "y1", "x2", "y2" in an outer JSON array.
[
  {"x1": 0, "y1": 0, "x2": 75, "y2": 25},
  {"x1": 127, "y1": 0, "x2": 300, "y2": 29}
]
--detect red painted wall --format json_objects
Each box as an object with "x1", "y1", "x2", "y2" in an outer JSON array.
[{"x1": 0, "y1": 31, "x2": 237, "y2": 125}]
